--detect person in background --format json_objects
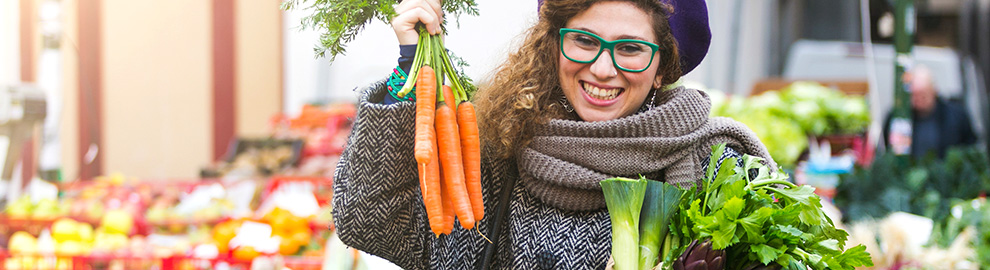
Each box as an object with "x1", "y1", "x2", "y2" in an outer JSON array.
[
  {"x1": 332, "y1": 0, "x2": 776, "y2": 269},
  {"x1": 884, "y1": 65, "x2": 977, "y2": 159}
]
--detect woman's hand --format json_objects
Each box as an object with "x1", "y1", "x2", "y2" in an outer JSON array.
[{"x1": 392, "y1": 0, "x2": 444, "y2": 45}]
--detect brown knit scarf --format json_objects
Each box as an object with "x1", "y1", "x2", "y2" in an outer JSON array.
[{"x1": 517, "y1": 87, "x2": 776, "y2": 211}]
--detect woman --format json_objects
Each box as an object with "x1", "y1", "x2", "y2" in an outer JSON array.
[{"x1": 332, "y1": 0, "x2": 775, "y2": 269}]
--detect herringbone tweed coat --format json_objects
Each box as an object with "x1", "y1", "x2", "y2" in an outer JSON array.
[{"x1": 332, "y1": 81, "x2": 743, "y2": 270}]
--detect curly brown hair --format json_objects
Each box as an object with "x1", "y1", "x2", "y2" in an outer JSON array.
[{"x1": 474, "y1": 0, "x2": 682, "y2": 158}]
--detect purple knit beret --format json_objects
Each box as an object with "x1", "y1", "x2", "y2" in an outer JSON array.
[{"x1": 537, "y1": 0, "x2": 711, "y2": 75}]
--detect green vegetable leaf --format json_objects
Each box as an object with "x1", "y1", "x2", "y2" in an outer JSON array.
[
  {"x1": 812, "y1": 225, "x2": 850, "y2": 248},
  {"x1": 812, "y1": 239, "x2": 841, "y2": 256},
  {"x1": 706, "y1": 144, "x2": 727, "y2": 181},
  {"x1": 684, "y1": 198, "x2": 716, "y2": 237},
  {"x1": 742, "y1": 155, "x2": 768, "y2": 181},
  {"x1": 751, "y1": 244, "x2": 784, "y2": 265},
  {"x1": 711, "y1": 219, "x2": 738, "y2": 249},
  {"x1": 708, "y1": 157, "x2": 737, "y2": 194},
  {"x1": 769, "y1": 224, "x2": 804, "y2": 246},
  {"x1": 793, "y1": 247, "x2": 827, "y2": 269},
  {"x1": 777, "y1": 253, "x2": 807, "y2": 270},
  {"x1": 708, "y1": 177, "x2": 747, "y2": 211},
  {"x1": 720, "y1": 197, "x2": 746, "y2": 221},
  {"x1": 739, "y1": 207, "x2": 774, "y2": 243},
  {"x1": 283, "y1": 0, "x2": 479, "y2": 60},
  {"x1": 777, "y1": 225, "x2": 803, "y2": 237},
  {"x1": 710, "y1": 197, "x2": 745, "y2": 249},
  {"x1": 696, "y1": 217, "x2": 718, "y2": 236},
  {"x1": 767, "y1": 185, "x2": 825, "y2": 225},
  {"x1": 770, "y1": 185, "x2": 817, "y2": 204},
  {"x1": 831, "y1": 245, "x2": 874, "y2": 270},
  {"x1": 771, "y1": 204, "x2": 802, "y2": 226}
]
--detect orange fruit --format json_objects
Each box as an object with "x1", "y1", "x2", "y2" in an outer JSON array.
[
  {"x1": 278, "y1": 239, "x2": 301, "y2": 255},
  {"x1": 269, "y1": 216, "x2": 290, "y2": 231},
  {"x1": 288, "y1": 215, "x2": 310, "y2": 231},
  {"x1": 232, "y1": 246, "x2": 260, "y2": 261},
  {"x1": 290, "y1": 229, "x2": 312, "y2": 247},
  {"x1": 212, "y1": 222, "x2": 237, "y2": 247},
  {"x1": 264, "y1": 208, "x2": 289, "y2": 222}
]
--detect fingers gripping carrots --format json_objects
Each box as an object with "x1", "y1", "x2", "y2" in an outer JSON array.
[{"x1": 402, "y1": 23, "x2": 483, "y2": 235}]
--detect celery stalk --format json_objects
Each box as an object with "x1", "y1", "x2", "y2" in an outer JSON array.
[
  {"x1": 601, "y1": 177, "x2": 648, "y2": 270},
  {"x1": 638, "y1": 179, "x2": 685, "y2": 270}
]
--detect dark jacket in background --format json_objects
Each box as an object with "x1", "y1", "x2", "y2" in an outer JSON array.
[{"x1": 883, "y1": 98, "x2": 977, "y2": 159}]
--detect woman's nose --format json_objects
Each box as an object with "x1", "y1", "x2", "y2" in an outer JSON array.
[{"x1": 589, "y1": 51, "x2": 618, "y2": 79}]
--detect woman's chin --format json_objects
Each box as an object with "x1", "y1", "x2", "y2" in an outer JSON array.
[{"x1": 574, "y1": 109, "x2": 622, "y2": 122}]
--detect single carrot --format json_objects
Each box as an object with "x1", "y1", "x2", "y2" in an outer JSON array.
[
  {"x1": 419, "y1": 129, "x2": 444, "y2": 236},
  {"x1": 435, "y1": 104, "x2": 475, "y2": 229},
  {"x1": 414, "y1": 66, "x2": 437, "y2": 164},
  {"x1": 439, "y1": 167, "x2": 455, "y2": 235},
  {"x1": 441, "y1": 85, "x2": 456, "y2": 111},
  {"x1": 457, "y1": 101, "x2": 484, "y2": 222}
]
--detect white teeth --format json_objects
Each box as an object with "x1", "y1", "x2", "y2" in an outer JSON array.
[{"x1": 582, "y1": 82, "x2": 621, "y2": 100}]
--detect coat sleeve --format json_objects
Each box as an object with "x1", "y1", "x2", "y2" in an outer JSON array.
[{"x1": 332, "y1": 80, "x2": 431, "y2": 270}]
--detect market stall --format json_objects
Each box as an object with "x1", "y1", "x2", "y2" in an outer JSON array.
[{"x1": 0, "y1": 103, "x2": 357, "y2": 270}]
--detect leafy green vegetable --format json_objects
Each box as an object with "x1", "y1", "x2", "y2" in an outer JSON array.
[
  {"x1": 935, "y1": 198, "x2": 990, "y2": 266},
  {"x1": 665, "y1": 144, "x2": 873, "y2": 270},
  {"x1": 835, "y1": 146, "x2": 990, "y2": 223},
  {"x1": 281, "y1": 0, "x2": 479, "y2": 60},
  {"x1": 751, "y1": 244, "x2": 784, "y2": 265}
]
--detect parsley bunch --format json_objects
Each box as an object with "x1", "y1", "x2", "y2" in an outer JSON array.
[
  {"x1": 665, "y1": 144, "x2": 873, "y2": 270},
  {"x1": 281, "y1": 0, "x2": 479, "y2": 61}
]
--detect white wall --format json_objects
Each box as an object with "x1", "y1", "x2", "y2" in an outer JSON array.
[
  {"x1": 37, "y1": 0, "x2": 63, "y2": 172},
  {"x1": 283, "y1": 0, "x2": 538, "y2": 115},
  {"x1": 1, "y1": 0, "x2": 20, "y2": 85},
  {"x1": 282, "y1": 8, "x2": 329, "y2": 116}
]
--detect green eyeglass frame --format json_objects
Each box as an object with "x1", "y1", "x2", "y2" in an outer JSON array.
[{"x1": 558, "y1": 28, "x2": 661, "y2": 73}]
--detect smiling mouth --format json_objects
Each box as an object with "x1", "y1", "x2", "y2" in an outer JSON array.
[{"x1": 582, "y1": 81, "x2": 623, "y2": 100}]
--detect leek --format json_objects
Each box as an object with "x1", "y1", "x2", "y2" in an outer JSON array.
[
  {"x1": 638, "y1": 179, "x2": 685, "y2": 269},
  {"x1": 601, "y1": 177, "x2": 648, "y2": 270}
]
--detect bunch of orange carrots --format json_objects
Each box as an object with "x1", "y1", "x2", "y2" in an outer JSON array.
[{"x1": 397, "y1": 27, "x2": 483, "y2": 236}]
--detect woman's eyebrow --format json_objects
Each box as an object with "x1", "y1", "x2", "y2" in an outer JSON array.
[
  {"x1": 616, "y1": 34, "x2": 652, "y2": 42},
  {"x1": 572, "y1": 27, "x2": 652, "y2": 42}
]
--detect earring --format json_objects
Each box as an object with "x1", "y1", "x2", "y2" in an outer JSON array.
[
  {"x1": 559, "y1": 95, "x2": 574, "y2": 113},
  {"x1": 650, "y1": 88, "x2": 658, "y2": 105},
  {"x1": 641, "y1": 88, "x2": 659, "y2": 111}
]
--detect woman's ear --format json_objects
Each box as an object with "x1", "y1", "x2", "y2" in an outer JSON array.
[{"x1": 653, "y1": 76, "x2": 663, "y2": 89}]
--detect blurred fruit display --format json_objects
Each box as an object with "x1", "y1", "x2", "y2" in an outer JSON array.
[
  {"x1": 0, "y1": 104, "x2": 356, "y2": 269},
  {"x1": 1, "y1": 175, "x2": 337, "y2": 270}
]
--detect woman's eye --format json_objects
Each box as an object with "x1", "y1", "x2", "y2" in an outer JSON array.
[
  {"x1": 574, "y1": 35, "x2": 599, "y2": 47},
  {"x1": 617, "y1": 43, "x2": 646, "y2": 54}
]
